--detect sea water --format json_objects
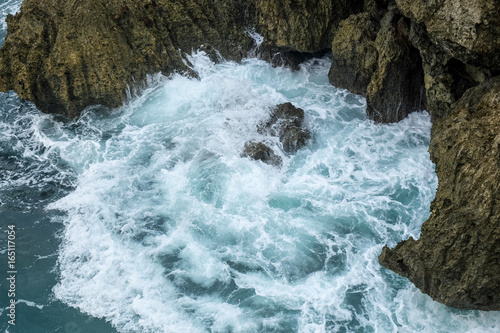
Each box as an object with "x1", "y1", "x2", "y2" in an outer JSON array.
[{"x1": 1, "y1": 1, "x2": 500, "y2": 332}]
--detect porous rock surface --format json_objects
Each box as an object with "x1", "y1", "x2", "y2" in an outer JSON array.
[
  {"x1": 0, "y1": 0, "x2": 364, "y2": 118},
  {"x1": 329, "y1": 4, "x2": 426, "y2": 123},
  {"x1": 379, "y1": 77, "x2": 500, "y2": 310},
  {"x1": 0, "y1": 0, "x2": 254, "y2": 117}
]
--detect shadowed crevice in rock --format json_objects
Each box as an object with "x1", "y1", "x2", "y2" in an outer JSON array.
[
  {"x1": 328, "y1": 5, "x2": 426, "y2": 123},
  {"x1": 379, "y1": 76, "x2": 500, "y2": 311}
]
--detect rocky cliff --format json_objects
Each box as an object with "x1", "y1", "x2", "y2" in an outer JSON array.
[
  {"x1": 0, "y1": 0, "x2": 362, "y2": 118},
  {"x1": 377, "y1": 0, "x2": 500, "y2": 310},
  {"x1": 0, "y1": 0, "x2": 257, "y2": 118},
  {"x1": 380, "y1": 77, "x2": 500, "y2": 310},
  {"x1": 1, "y1": 0, "x2": 499, "y2": 311}
]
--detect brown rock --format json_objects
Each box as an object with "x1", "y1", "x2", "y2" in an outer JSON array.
[
  {"x1": 379, "y1": 76, "x2": 500, "y2": 311},
  {"x1": 254, "y1": 0, "x2": 364, "y2": 53},
  {"x1": 329, "y1": 7, "x2": 426, "y2": 123},
  {"x1": 328, "y1": 12, "x2": 379, "y2": 96},
  {"x1": 242, "y1": 141, "x2": 282, "y2": 167},
  {"x1": 0, "y1": 0, "x2": 254, "y2": 118},
  {"x1": 396, "y1": 0, "x2": 500, "y2": 69}
]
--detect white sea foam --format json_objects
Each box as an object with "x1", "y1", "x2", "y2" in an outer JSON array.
[
  {"x1": 41, "y1": 52, "x2": 500, "y2": 332},
  {"x1": 16, "y1": 299, "x2": 44, "y2": 310},
  {"x1": 0, "y1": 0, "x2": 21, "y2": 43}
]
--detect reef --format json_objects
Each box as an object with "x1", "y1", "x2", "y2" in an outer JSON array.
[{"x1": 1, "y1": 0, "x2": 499, "y2": 310}]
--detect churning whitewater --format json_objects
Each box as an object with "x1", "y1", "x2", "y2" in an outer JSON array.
[
  {"x1": 1, "y1": 1, "x2": 500, "y2": 330},
  {"x1": 43, "y1": 53, "x2": 491, "y2": 333}
]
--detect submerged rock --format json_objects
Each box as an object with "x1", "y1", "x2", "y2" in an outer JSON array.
[
  {"x1": 379, "y1": 76, "x2": 500, "y2": 311},
  {"x1": 242, "y1": 141, "x2": 282, "y2": 167},
  {"x1": 243, "y1": 103, "x2": 311, "y2": 166},
  {"x1": 262, "y1": 102, "x2": 312, "y2": 153}
]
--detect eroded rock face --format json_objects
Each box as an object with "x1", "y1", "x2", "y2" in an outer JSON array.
[
  {"x1": 395, "y1": 0, "x2": 500, "y2": 119},
  {"x1": 0, "y1": 0, "x2": 370, "y2": 118},
  {"x1": 0, "y1": 0, "x2": 254, "y2": 118},
  {"x1": 254, "y1": 0, "x2": 364, "y2": 53},
  {"x1": 329, "y1": 6, "x2": 426, "y2": 123},
  {"x1": 396, "y1": 0, "x2": 500, "y2": 69},
  {"x1": 328, "y1": 12, "x2": 378, "y2": 96},
  {"x1": 376, "y1": 0, "x2": 500, "y2": 311},
  {"x1": 379, "y1": 76, "x2": 500, "y2": 311}
]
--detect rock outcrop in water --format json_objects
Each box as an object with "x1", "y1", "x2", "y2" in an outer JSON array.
[
  {"x1": 377, "y1": 0, "x2": 500, "y2": 311},
  {"x1": 1, "y1": 0, "x2": 500, "y2": 311},
  {"x1": 260, "y1": 102, "x2": 311, "y2": 154},
  {"x1": 242, "y1": 141, "x2": 282, "y2": 167},
  {"x1": 243, "y1": 103, "x2": 311, "y2": 166},
  {"x1": 379, "y1": 77, "x2": 500, "y2": 310}
]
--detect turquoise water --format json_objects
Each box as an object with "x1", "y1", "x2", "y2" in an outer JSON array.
[{"x1": 1, "y1": 1, "x2": 500, "y2": 332}]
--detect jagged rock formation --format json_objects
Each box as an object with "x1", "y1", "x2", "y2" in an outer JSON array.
[
  {"x1": 242, "y1": 141, "x2": 282, "y2": 167},
  {"x1": 379, "y1": 77, "x2": 500, "y2": 310},
  {"x1": 254, "y1": 0, "x2": 363, "y2": 53},
  {"x1": 328, "y1": 3, "x2": 426, "y2": 123},
  {"x1": 243, "y1": 103, "x2": 311, "y2": 166},
  {"x1": 378, "y1": 0, "x2": 500, "y2": 311},
  {"x1": 323, "y1": 0, "x2": 500, "y2": 310},
  {"x1": 398, "y1": 0, "x2": 500, "y2": 119},
  {"x1": 0, "y1": 0, "x2": 364, "y2": 118},
  {"x1": 260, "y1": 102, "x2": 312, "y2": 153},
  {"x1": 0, "y1": 0, "x2": 255, "y2": 118}
]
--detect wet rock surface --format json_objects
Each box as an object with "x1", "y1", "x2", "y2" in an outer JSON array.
[
  {"x1": 242, "y1": 141, "x2": 282, "y2": 167},
  {"x1": 0, "y1": 0, "x2": 255, "y2": 118},
  {"x1": 329, "y1": 5, "x2": 426, "y2": 123},
  {"x1": 261, "y1": 102, "x2": 312, "y2": 153},
  {"x1": 379, "y1": 76, "x2": 500, "y2": 310},
  {"x1": 1, "y1": 0, "x2": 500, "y2": 311},
  {"x1": 0, "y1": 0, "x2": 366, "y2": 118},
  {"x1": 244, "y1": 103, "x2": 311, "y2": 166}
]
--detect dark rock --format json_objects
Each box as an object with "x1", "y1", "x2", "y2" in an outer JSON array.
[
  {"x1": 243, "y1": 103, "x2": 311, "y2": 166},
  {"x1": 262, "y1": 102, "x2": 312, "y2": 153},
  {"x1": 329, "y1": 7, "x2": 426, "y2": 123},
  {"x1": 254, "y1": 0, "x2": 364, "y2": 54},
  {"x1": 379, "y1": 76, "x2": 500, "y2": 311},
  {"x1": 242, "y1": 141, "x2": 282, "y2": 167}
]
